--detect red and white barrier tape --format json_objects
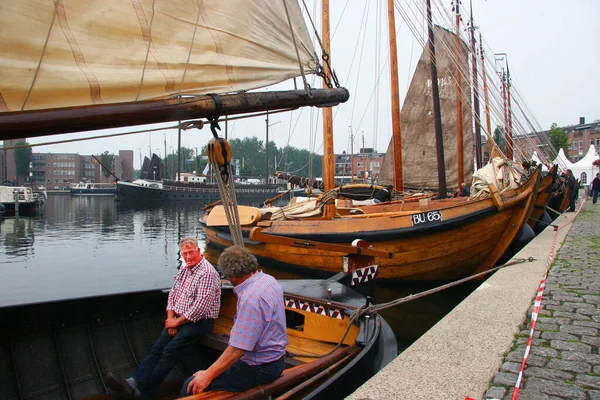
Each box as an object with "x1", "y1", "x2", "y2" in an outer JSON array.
[
  {"x1": 465, "y1": 198, "x2": 585, "y2": 400},
  {"x1": 512, "y1": 198, "x2": 585, "y2": 400}
]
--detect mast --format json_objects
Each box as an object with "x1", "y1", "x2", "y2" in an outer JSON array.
[
  {"x1": 350, "y1": 127, "x2": 355, "y2": 182},
  {"x1": 0, "y1": 88, "x2": 349, "y2": 141},
  {"x1": 469, "y1": 1, "x2": 483, "y2": 169},
  {"x1": 388, "y1": 0, "x2": 403, "y2": 190},
  {"x1": 266, "y1": 112, "x2": 270, "y2": 183},
  {"x1": 164, "y1": 135, "x2": 168, "y2": 179},
  {"x1": 426, "y1": 0, "x2": 447, "y2": 197},
  {"x1": 454, "y1": 0, "x2": 464, "y2": 187},
  {"x1": 480, "y1": 32, "x2": 494, "y2": 159},
  {"x1": 506, "y1": 65, "x2": 514, "y2": 161},
  {"x1": 322, "y1": 0, "x2": 335, "y2": 218},
  {"x1": 177, "y1": 124, "x2": 181, "y2": 181},
  {"x1": 498, "y1": 62, "x2": 510, "y2": 160},
  {"x1": 362, "y1": 133, "x2": 366, "y2": 183}
]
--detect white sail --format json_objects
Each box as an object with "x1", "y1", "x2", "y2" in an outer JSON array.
[{"x1": 0, "y1": 0, "x2": 317, "y2": 112}]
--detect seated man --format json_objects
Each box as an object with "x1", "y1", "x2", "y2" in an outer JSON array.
[
  {"x1": 181, "y1": 245, "x2": 288, "y2": 395},
  {"x1": 106, "y1": 237, "x2": 221, "y2": 399},
  {"x1": 373, "y1": 184, "x2": 393, "y2": 203}
]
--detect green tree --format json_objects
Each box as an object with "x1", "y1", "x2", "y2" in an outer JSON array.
[
  {"x1": 492, "y1": 126, "x2": 506, "y2": 154},
  {"x1": 548, "y1": 123, "x2": 570, "y2": 161},
  {"x1": 194, "y1": 136, "x2": 324, "y2": 180},
  {"x1": 99, "y1": 151, "x2": 115, "y2": 182},
  {"x1": 14, "y1": 141, "x2": 32, "y2": 184},
  {"x1": 163, "y1": 146, "x2": 196, "y2": 178}
]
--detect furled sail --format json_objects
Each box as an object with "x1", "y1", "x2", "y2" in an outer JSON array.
[
  {"x1": 0, "y1": 0, "x2": 318, "y2": 112},
  {"x1": 379, "y1": 26, "x2": 473, "y2": 189}
]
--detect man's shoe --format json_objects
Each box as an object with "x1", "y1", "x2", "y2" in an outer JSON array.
[{"x1": 106, "y1": 372, "x2": 136, "y2": 399}]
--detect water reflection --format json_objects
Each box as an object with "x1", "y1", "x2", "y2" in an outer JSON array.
[{"x1": 0, "y1": 195, "x2": 479, "y2": 347}]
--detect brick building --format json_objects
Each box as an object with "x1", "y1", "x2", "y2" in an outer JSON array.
[
  {"x1": 334, "y1": 148, "x2": 385, "y2": 183},
  {"x1": 512, "y1": 117, "x2": 600, "y2": 164},
  {"x1": 1, "y1": 142, "x2": 134, "y2": 188},
  {"x1": 563, "y1": 118, "x2": 600, "y2": 162}
]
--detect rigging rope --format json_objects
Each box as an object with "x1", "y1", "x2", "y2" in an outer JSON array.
[{"x1": 207, "y1": 134, "x2": 244, "y2": 247}]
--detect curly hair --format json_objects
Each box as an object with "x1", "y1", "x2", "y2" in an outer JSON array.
[
  {"x1": 179, "y1": 237, "x2": 198, "y2": 249},
  {"x1": 218, "y1": 245, "x2": 259, "y2": 277}
]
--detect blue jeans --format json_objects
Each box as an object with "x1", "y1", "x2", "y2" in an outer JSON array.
[
  {"x1": 132, "y1": 319, "x2": 215, "y2": 395},
  {"x1": 594, "y1": 190, "x2": 599, "y2": 204},
  {"x1": 569, "y1": 193, "x2": 576, "y2": 211},
  {"x1": 180, "y1": 356, "x2": 284, "y2": 396}
]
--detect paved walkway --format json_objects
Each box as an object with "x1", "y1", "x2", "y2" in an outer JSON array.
[{"x1": 485, "y1": 200, "x2": 600, "y2": 400}]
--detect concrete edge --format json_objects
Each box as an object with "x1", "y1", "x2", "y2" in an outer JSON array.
[{"x1": 348, "y1": 212, "x2": 576, "y2": 400}]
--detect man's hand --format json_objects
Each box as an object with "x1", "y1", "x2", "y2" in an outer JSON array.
[
  {"x1": 167, "y1": 328, "x2": 178, "y2": 336},
  {"x1": 187, "y1": 370, "x2": 213, "y2": 394},
  {"x1": 165, "y1": 317, "x2": 179, "y2": 329}
]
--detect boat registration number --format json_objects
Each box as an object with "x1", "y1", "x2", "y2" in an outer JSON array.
[{"x1": 411, "y1": 210, "x2": 442, "y2": 226}]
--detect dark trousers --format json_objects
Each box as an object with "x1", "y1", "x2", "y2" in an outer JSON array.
[
  {"x1": 132, "y1": 319, "x2": 215, "y2": 395},
  {"x1": 569, "y1": 192, "x2": 576, "y2": 211},
  {"x1": 180, "y1": 356, "x2": 284, "y2": 396},
  {"x1": 593, "y1": 190, "x2": 599, "y2": 204}
]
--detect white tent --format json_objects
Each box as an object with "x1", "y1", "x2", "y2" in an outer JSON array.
[
  {"x1": 571, "y1": 145, "x2": 599, "y2": 187},
  {"x1": 552, "y1": 148, "x2": 575, "y2": 172}
]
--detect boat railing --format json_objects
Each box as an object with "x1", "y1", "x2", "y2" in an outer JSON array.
[{"x1": 162, "y1": 184, "x2": 280, "y2": 194}]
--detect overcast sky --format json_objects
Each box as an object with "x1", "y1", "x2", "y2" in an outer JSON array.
[{"x1": 23, "y1": 0, "x2": 600, "y2": 170}]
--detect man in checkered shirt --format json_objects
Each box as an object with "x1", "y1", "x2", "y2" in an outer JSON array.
[
  {"x1": 181, "y1": 245, "x2": 288, "y2": 395},
  {"x1": 107, "y1": 237, "x2": 221, "y2": 399}
]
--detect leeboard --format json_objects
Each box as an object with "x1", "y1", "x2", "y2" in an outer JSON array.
[{"x1": 206, "y1": 205, "x2": 262, "y2": 227}]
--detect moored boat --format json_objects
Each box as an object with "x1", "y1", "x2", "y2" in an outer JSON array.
[
  {"x1": 0, "y1": 279, "x2": 397, "y2": 400},
  {"x1": 70, "y1": 182, "x2": 117, "y2": 196},
  {"x1": 115, "y1": 178, "x2": 284, "y2": 203},
  {"x1": 526, "y1": 164, "x2": 558, "y2": 234},
  {"x1": 202, "y1": 165, "x2": 540, "y2": 281},
  {"x1": 0, "y1": 185, "x2": 40, "y2": 215}
]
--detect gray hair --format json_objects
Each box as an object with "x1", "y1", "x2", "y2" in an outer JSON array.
[
  {"x1": 179, "y1": 237, "x2": 199, "y2": 249},
  {"x1": 218, "y1": 245, "x2": 259, "y2": 277}
]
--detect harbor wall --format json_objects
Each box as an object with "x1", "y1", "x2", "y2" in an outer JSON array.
[{"x1": 348, "y1": 212, "x2": 574, "y2": 400}]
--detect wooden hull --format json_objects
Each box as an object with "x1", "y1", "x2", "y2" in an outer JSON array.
[
  {"x1": 203, "y1": 168, "x2": 541, "y2": 281},
  {"x1": 527, "y1": 165, "x2": 557, "y2": 232},
  {"x1": 115, "y1": 180, "x2": 281, "y2": 203},
  {"x1": 0, "y1": 280, "x2": 396, "y2": 400}
]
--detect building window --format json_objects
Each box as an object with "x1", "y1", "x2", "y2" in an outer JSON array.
[
  {"x1": 579, "y1": 141, "x2": 584, "y2": 155},
  {"x1": 580, "y1": 172, "x2": 587, "y2": 185}
]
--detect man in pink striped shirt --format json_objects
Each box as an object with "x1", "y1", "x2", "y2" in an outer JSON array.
[
  {"x1": 181, "y1": 245, "x2": 288, "y2": 395},
  {"x1": 107, "y1": 237, "x2": 221, "y2": 399}
]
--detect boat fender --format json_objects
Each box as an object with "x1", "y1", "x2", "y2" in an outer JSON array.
[{"x1": 351, "y1": 239, "x2": 369, "y2": 249}]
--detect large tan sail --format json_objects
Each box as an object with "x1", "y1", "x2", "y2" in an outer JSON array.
[
  {"x1": 380, "y1": 25, "x2": 473, "y2": 189},
  {"x1": 0, "y1": 0, "x2": 317, "y2": 112}
]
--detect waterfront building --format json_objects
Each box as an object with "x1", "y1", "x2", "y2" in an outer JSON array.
[{"x1": 1, "y1": 142, "x2": 134, "y2": 189}]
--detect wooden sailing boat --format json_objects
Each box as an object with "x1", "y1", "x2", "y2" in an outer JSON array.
[{"x1": 201, "y1": 1, "x2": 541, "y2": 281}]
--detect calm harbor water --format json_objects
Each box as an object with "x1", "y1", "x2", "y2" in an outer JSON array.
[{"x1": 0, "y1": 195, "x2": 481, "y2": 346}]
